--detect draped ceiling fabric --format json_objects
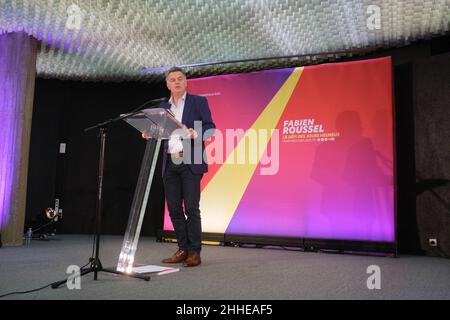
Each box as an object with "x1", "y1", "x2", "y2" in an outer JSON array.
[{"x1": 0, "y1": 0, "x2": 449, "y2": 82}]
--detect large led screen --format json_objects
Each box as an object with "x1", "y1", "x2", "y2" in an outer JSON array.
[{"x1": 163, "y1": 57, "x2": 395, "y2": 242}]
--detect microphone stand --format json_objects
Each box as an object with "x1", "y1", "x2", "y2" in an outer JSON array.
[{"x1": 51, "y1": 97, "x2": 167, "y2": 289}]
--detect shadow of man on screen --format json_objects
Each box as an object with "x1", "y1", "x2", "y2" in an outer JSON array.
[{"x1": 311, "y1": 111, "x2": 391, "y2": 239}]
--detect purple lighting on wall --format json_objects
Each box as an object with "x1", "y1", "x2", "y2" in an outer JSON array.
[
  {"x1": 0, "y1": 32, "x2": 35, "y2": 230},
  {"x1": 0, "y1": 59, "x2": 18, "y2": 229},
  {"x1": 0, "y1": 109, "x2": 16, "y2": 229}
]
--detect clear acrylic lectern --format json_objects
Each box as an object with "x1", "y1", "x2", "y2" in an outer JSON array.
[{"x1": 116, "y1": 108, "x2": 189, "y2": 273}]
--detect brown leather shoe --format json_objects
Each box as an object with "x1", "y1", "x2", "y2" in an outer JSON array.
[
  {"x1": 161, "y1": 249, "x2": 188, "y2": 263},
  {"x1": 182, "y1": 251, "x2": 201, "y2": 267}
]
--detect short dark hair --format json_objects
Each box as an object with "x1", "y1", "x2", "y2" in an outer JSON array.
[{"x1": 165, "y1": 66, "x2": 186, "y2": 79}]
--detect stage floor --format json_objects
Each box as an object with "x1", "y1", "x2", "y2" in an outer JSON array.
[{"x1": 0, "y1": 235, "x2": 449, "y2": 300}]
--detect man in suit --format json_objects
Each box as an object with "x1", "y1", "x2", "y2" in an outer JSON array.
[{"x1": 158, "y1": 67, "x2": 215, "y2": 267}]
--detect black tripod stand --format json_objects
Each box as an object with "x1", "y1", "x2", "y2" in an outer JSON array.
[{"x1": 51, "y1": 97, "x2": 167, "y2": 289}]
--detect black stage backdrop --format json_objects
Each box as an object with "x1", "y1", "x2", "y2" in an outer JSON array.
[
  {"x1": 414, "y1": 52, "x2": 450, "y2": 258},
  {"x1": 25, "y1": 35, "x2": 450, "y2": 255},
  {"x1": 26, "y1": 80, "x2": 168, "y2": 236}
]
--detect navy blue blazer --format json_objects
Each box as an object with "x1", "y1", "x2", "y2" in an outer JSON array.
[{"x1": 161, "y1": 93, "x2": 216, "y2": 176}]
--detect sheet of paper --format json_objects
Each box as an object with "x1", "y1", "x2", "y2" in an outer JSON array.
[{"x1": 132, "y1": 265, "x2": 179, "y2": 274}]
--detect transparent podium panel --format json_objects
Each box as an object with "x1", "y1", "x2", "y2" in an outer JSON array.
[
  {"x1": 117, "y1": 108, "x2": 189, "y2": 273},
  {"x1": 123, "y1": 108, "x2": 189, "y2": 140},
  {"x1": 116, "y1": 138, "x2": 161, "y2": 273}
]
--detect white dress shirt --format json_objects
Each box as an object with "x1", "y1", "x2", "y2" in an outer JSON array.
[{"x1": 168, "y1": 92, "x2": 186, "y2": 153}]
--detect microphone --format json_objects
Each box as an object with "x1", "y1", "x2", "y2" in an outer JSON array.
[
  {"x1": 84, "y1": 97, "x2": 168, "y2": 132},
  {"x1": 146, "y1": 97, "x2": 168, "y2": 105},
  {"x1": 130, "y1": 97, "x2": 168, "y2": 114},
  {"x1": 139, "y1": 97, "x2": 168, "y2": 109}
]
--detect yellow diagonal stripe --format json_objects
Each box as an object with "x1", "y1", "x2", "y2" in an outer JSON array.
[{"x1": 201, "y1": 67, "x2": 304, "y2": 233}]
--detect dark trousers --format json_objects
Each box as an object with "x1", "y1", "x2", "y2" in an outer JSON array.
[{"x1": 163, "y1": 159, "x2": 203, "y2": 252}]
